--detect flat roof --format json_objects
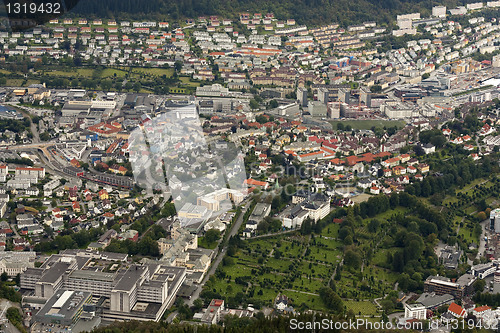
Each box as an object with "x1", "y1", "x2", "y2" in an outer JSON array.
[
  {"x1": 39, "y1": 261, "x2": 71, "y2": 284},
  {"x1": 69, "y1": 270, "x2": 115, "y2": 282},
  {"x1": 53, "y1": 291, "x2": 74, "y2": 308},
  {"x1": 36, "y1": 290, "x2": 91, "y2": 321},
  {"x1": 114, "y1": 266, "x2": 147, "y2": 292},
  {"x1": 428, "y1": 279, "x2": 458, "y2": 287}
]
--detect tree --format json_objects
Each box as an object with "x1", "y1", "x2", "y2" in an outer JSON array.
[
  {"x1": 367, "y1": 219, "x2": 380, "y2": 233},
  {"x1": 6, "y1": 307, "x2": 22, "y2": 327},
  {"x1": 40, "y1": 132, "x2": 50, "y2": 141},
  {"x1": 344, "y1": 249, "x2": 361, "y2": 270},
  {"x1": 249, "y1": 99, "x2": 259, "y2": 110},
  {"x1": 125, "y1": 81, "x2": 134, "y2": 91},
  {"x1": 193, "y1": 298, "x2": 204, "y2": 312},
  {"x1": 101, "y1": 79, "x2": 113, "y2": 91},
  {"x1": 133, "y1": 82, "x2": 142, "y2": 93},
  {"x1": 319, "y1": 287, "x2": 343, "y2": 314},
  {"x1": 0, "y1": 272, "x2": 7, "y2": 281},
  {"x1": 269, "y1": 99, "x2": 278, "y2": 108},
  {"x1": 474, "y1": 279, "x2": 486, "y2": 293},
  {"x1": 414, "y1": 144, "x2": 424, "y2": 156},
  {"x1": 477, "y1": 211, "x2": 487, "y2": 221},
  {"x1": 205, "y1": 229, "x2": 221, "y2": 244}
]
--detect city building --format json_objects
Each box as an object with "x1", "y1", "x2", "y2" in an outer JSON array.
[
  {"x1": 297, "y1": 87, "x2": 308, "y2": 107},
  {"x1": 424, "y1": 274, "x2": 476, "y2": 298},
  {"x1": 432, "y1": 6, "x2": 447, "y2": 18},
  {"x1": 404, "y1": 303, "x2": 426, "y2": 319},
  {"x1": 35, "y1": 290, "x2": 92, "y2": 326},
  {"x1": 21, "y1": 251, "x2": 186, "y2": 322}
]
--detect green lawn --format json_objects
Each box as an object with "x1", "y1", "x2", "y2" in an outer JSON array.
[
  {"x1": 344, "y1": 300, "x2": 380, "y2": 316},
  {"x1": 330, "y1": 120, "x2": 406, "y2": 131},
  {"x1": 457, "y1": 178, "x2": 490, "y2": 195},
  {"x1": 47, "y1": 68, "x2": 94, "y2": 77},
  {"x1": 321, "y1": 223, "x2": 340, "y2": 238},
  {"x1": 179, "y1": 76, "x2": 201, "y2": 87},
  {"x1": 204, "y1": 206, "x2": 406, "y2": 312},
  {"x1": 198, "y1": 237, "x2": 218, "y2": 249},
  {"x1": 25, "y1": 79, "x2": 41, "y2": 86},
  {"x1": 371, "y1": 248, "x2": 395, "y2": 267},
  {"x1": 458, "y1": 225, "x2": 476, "y2": 245},
  {"x1": 6, "y1": 79, "x2": 23, "y2": 86},
  {"x1": 101, "y1": 68, "x2": 128, "y2": 78},
  {"x1": 285, "y1": 290, "x2": 323, "y2": 311},
  {"x1": 132, "y1": 67, "x2": 174, "y2": 77}
]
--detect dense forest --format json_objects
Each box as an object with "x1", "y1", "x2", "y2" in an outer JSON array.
[{"x1": 70, "y1": 0, "x2": 474, "y2": 26}]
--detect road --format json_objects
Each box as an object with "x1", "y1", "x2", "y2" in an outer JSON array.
[
  {"x1": 3, "y1": 321, "x2": 21, "y2": 333},
  {"x1": 246, "y1": 229, "x2": 295, "y2": 239},
  {"x1": 17, "y1": 106, "x2": 41, "y2": 143},
  {"x1": 0, "y1": 300, "x2": 21, "y2": 333},
  {"x1": 477, "y1": 219, "x2": 490, "y2": 259}
]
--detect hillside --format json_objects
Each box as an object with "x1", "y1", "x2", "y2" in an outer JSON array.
[{"x1": 71, "y1": 0, "x2": 468, "y2": 26}]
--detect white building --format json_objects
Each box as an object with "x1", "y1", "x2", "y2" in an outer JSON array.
[
  {"x1": 432, "y1": 6, "x2": 447, "y2": 18},
  {"x1": 405, "y1": 303, "x2": 426, "y2": 319},
  {"x1": 15, "y1": 167, "x2": 45, "y2": 178},
  {"x1": 0, "y1": 252, "x2": 36, "y2": 276},
  {"x1": 466, "y1": 2, "x2": 483, "y2": 10},
  {"x1": 493, "y1": 54, "x2": 500, "y2": 68},
  {"x1": 196, "y1": 84, "x2": 229, "y2": 97},
  {"x1": 381, "y1": 102, "x2": 414, "y2": 118}
]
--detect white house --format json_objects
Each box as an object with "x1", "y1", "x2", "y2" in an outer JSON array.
[
  {"x1": 422, "y1": 143, "x2": 435, "y2": 154},
  {"x1": 405, "y1": 303, "x2": 426, "y2": 320}
]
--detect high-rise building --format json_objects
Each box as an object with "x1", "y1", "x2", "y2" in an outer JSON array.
[
  {"x1": 318, "y1": 88, "x2": 329, "y2": 104},
  {"x1": 327, "y1": 102, "x2": 341, "y2": 119},
  {"x1": 359, "y1": 87, "x2": 372, "y2": 108},
  {"x1": 493, "y1": 54, "x2": 500, "y2": 68},
  {"x1": 338, "y1": 88, "x2": 350, "y2": 104},
  {"x1": 297, "y1": 87, "x2": 308, "y2": 107},
  {"x1": 432, "y1": 6, "x2": 447, "y2": 18},
  {"x1": 490, "y1": 208, "x2": 500, "y2": 232}
]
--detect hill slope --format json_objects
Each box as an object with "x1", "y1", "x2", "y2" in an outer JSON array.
[{"x1": 72, "y1": 0, "x2": 466, "y2": 26}]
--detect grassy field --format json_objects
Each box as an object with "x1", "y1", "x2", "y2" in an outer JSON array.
[
  {"x1": 204, "y1": 231, "x2": 340, "y2": 311},
  {"x1": 329, "y1": 120, "x2": 406, "y2": 131},
  {"x1": 179, "y1": 76, "x2": 201, "y2": 87},
  {"x1": 344, "y1": 300, "x2": 380, "y2": 316},
  {"x1": 25, "y1": 79, "x2": 41, "y2": 86},
  {"x1": 198, "y1": 237, "x2": 218, "y2": 249},
  {"x1": 457, "y1": 178, "x2": 491, "y2": 195},
  {"x1": 458, "y1": 225, "x2": 476, "y2": 244},
  {"x1": 6, "y1": 79, "x2": 23, "y2": 86},
  {"x1": 47, "y1": 68, "x2": 94, "y2": 77},
  {"x1": 169, "y1": 87, "x2": 187, "y2": 94},
  {"x1": 101, "y1": 68, "x2": 128, "y2": 78},
  {"x1": 131, "y1": 67, "x2": 174, "y2": 77}
]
